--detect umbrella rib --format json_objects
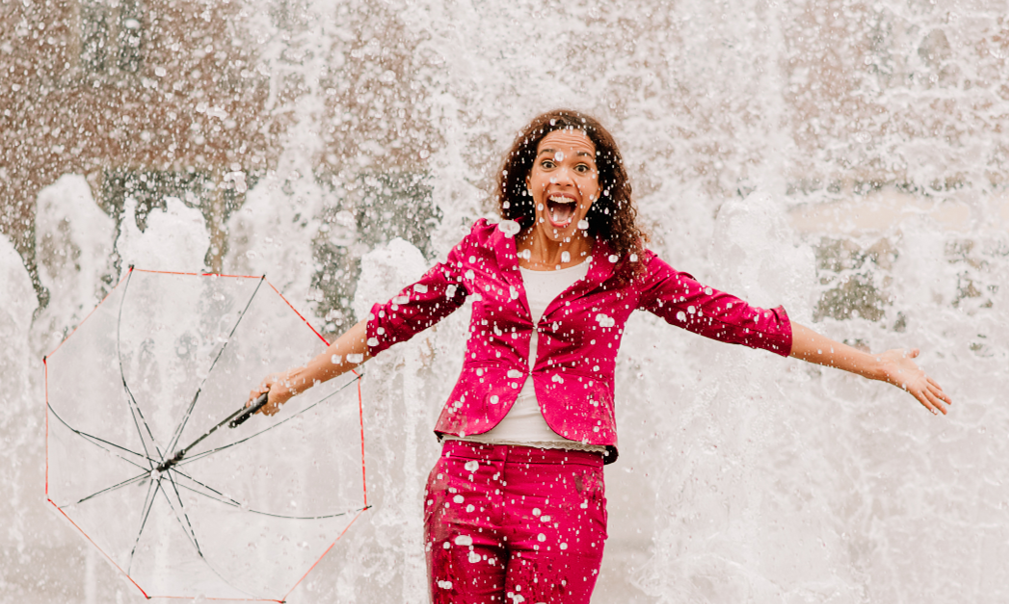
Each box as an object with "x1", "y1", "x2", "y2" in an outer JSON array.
[
  {"x1": 46, "y1": 403, "x2": 165, "y2": 508},
  {"x1": 242, "y1": 505, "x2": 367, "y2": 521},
  {"x1": 170, "y1": 468, "x2": 365, "y2": 520},
  {"x1": 154, "y1": 470, "x2": 262, "y2": 600},
  {"x1": 165, "y1": 276, "x2": 266, "y2": 456},
  {"x1": 115, "y1": 268, "x2": 164, "y2": 466},
  {"x1": 168, "y1": 468, "x2": 243, "y2": 507},
  {"x1": 127, "y1": 474, "x2": 161, "y2": 574},
  {"x1": 179, "y1": 372, "x2": 363, "y2": 466},
  {"x1": 72, "y1": 470, "x2": 150, "y2": 506},
  {"x1": 160, "y1": 469, "x2": 204, "y2": 557},
  {"x1": 46, "y1": 402, "x2": 155, "y2": 468}
]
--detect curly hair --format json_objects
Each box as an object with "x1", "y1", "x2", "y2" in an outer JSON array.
[{"x1": 495, "y1": 109, "x2": 646, "y2": 262}]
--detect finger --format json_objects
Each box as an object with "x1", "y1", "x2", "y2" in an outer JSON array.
[
  {"x1": 259, "y1": 390, "x2": 281, "y2": 416},
  {"x1": 925, "y1": 389, "x2": 949, "y2": 415},
  {"x1": 907, "y1": 382, "x2": 938, "y2": 415},
  {"x1": 929, "y1": 383, "x2": 952, "y2": 405},
  {"x1": 926, "y1": 377, "x2": 951, "y2": 403},
  {"x1": 905, "y1": 348, "x2": 920, "y2": 359},
  {"x1": 916, "y1": 391, "x2": 940, "y2": 415},
  {"x1": 919, "y1": 386, "x2": 948, "y2": 415}
]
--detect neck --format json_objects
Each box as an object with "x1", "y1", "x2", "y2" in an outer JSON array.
[{"x1": 517, "y1": 228, "x2": 593, "y2": 270}]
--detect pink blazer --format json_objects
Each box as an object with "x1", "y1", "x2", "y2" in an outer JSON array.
[{"x1": 367, "y1": 219, "x2": 791, "y2": 458}]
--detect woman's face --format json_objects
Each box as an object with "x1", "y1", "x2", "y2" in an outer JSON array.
[{"x1": 524, "y1": 129, "x2": 600, "y2": 244}]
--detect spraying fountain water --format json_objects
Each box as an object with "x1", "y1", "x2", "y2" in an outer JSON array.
[{"x1": 4, "y1": 0, "x2": 1009, "y2": 602}]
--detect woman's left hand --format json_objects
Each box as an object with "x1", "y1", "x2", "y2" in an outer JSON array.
[
  {"x1": 875, "y1": 348, "x2": 952, "y2": 415},
  {"x1": 789, "y1": 323, "x2": 953, "y2": 416}
]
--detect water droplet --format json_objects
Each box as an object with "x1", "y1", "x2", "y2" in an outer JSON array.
[{"x1": 500, "y1": 220, "x2": 520, "y2": 237}]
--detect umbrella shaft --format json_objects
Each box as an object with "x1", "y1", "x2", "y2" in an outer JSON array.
[{"x1": 156, "y1": 393, "x2": 268, "y2": 472}]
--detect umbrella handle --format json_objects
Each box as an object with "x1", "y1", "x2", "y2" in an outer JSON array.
[{"x1": 229, "y1": 392, "x2": 269, "y2": 429}]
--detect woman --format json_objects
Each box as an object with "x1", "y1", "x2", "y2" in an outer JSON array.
[{"x1": 249, "y1": 109, "x2": 951, "y2": 603}]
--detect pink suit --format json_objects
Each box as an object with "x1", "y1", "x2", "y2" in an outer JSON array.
[{"x1": 364, "y1": 218, "x2": 794, "y2": 602}]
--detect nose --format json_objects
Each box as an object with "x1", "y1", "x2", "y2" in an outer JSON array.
[{"x1": 550, "y1": 166, "x2": 575, "y2": 187}]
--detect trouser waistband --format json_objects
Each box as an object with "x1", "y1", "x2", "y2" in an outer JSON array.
[{"x1": 440, "y1": 439, "x2": 605, "y2": 467}]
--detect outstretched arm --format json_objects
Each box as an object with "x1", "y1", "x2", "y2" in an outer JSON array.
[
  {"x1": 248, "y1": 319, "x2": 372, "y2": 416},
  {"x1": 789, "y1": 322, "x2": 952, "y2": 415}
]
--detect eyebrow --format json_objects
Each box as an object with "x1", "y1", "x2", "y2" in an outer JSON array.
[{"x1": 537, "y1": 148, "x2": 595, "y2": 159}]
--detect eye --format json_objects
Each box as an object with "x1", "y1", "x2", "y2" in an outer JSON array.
[
  {"x1": 575, "y1": 163, "x2": 591, "y2": 173},
  {"x1": 540, "y1": 159, "x2": 555, "y2": 169}
]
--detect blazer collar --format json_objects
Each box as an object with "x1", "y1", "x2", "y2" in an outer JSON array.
[{"x1": 489, "y1": 219, "x2": 620, "y2": 312}]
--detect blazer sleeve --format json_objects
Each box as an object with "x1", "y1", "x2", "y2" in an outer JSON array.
[
  {"x1": 636, "y1": 250, "x2": 792, "y2": 356},
  {"x1": 364, "y1": 231, "x2": 473, "y2": 357}
]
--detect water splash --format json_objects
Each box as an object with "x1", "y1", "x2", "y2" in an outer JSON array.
[{"x1": 5, "y1": 0, "x2": 1009, "y2": 601}]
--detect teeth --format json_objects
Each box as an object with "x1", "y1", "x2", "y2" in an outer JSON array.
[{"x1": 547, "y1": 197, "x2": 575, "y2": 225}]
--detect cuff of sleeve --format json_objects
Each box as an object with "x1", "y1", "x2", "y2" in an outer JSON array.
[
  {"x1": 365, "y1": 302, "x2": 393, "y2": 357},
  {"x1": 769, "y1": 305, "x2": 792, "y2": 357}
]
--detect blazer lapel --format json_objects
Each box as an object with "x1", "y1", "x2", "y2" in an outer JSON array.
[
  {"x1": 490, "y1": 220, "x2": 532, "y2": 321},
  {"x1": 541, "y1": 238, "x2": 617, "y2": 319}
]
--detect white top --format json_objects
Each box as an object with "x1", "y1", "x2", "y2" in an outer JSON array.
[{"x1": 455, "y1": 260, "x2": 605, "y2": 452}]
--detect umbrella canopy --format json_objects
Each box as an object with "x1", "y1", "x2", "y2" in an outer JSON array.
[{"x1": 44, "y1": 267, "x2": 369, "y2": 602}]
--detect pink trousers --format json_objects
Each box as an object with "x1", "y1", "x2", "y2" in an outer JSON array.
[{"x1": 424, "y1": 440, "x2": 608, "y2": 604}]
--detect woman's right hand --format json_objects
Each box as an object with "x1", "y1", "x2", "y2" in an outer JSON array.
[
  {"x1": 246, "y1": 320, "x2": 371, "y2": 418},
  {"x1": 248, "y1": 369, "x2": 302, "y2": 416}
]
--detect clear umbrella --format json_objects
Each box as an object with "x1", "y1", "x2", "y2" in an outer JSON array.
[{"x1": 44, "y1": 267, "x2": 369, "y2": 602}]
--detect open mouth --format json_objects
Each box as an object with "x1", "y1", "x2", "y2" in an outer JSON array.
[{"x1": 547, "y1": 195, "x2": 576, "y2": 227}]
